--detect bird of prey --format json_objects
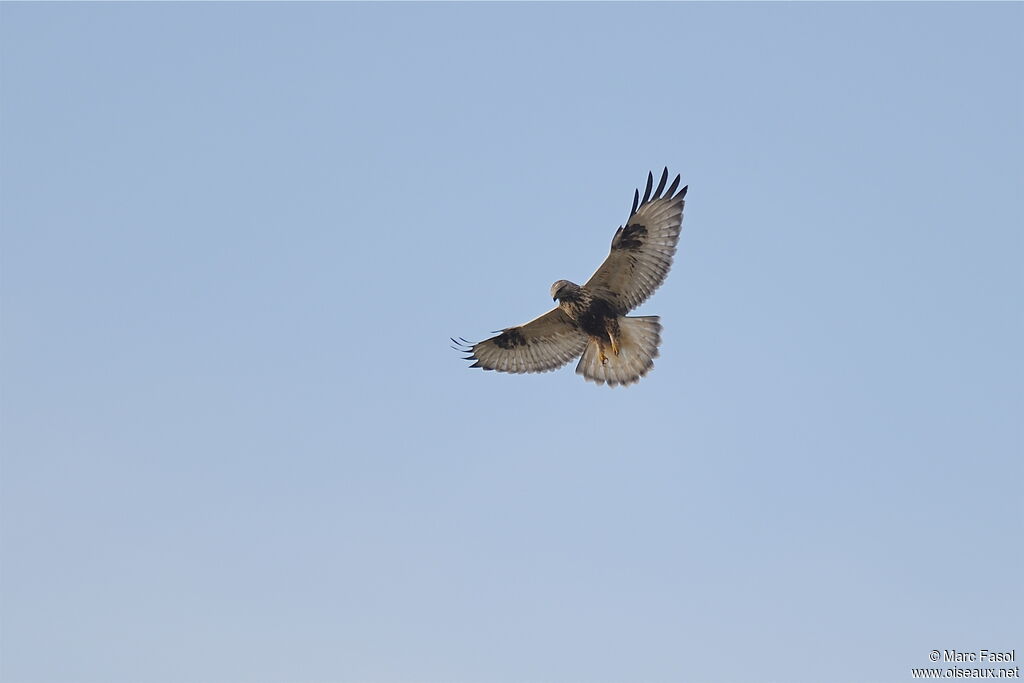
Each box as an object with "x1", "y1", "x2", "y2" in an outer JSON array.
[{"x1": 454, "y1": 168, "x2": 687, "y2": 387}]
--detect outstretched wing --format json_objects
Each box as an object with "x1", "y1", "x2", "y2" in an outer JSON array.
[
  {"x1": 583, "y1": 167, "x2": 687, "y2": 314},
  {"x1": 454, "y1": 308, "x2": 588, "y2": 374}
]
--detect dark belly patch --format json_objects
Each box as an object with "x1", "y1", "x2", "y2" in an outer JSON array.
[{"x1": 579, "y1": 298, "x2": 618, "y2": 340}]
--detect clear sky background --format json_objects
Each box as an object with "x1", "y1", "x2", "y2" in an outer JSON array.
[{"x1": 1, "y1": 3, "x2": 1021, "y2": 683}]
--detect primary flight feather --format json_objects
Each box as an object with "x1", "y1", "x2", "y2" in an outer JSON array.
[{"x1": 453, "y1": 168, "x2": 687, "y2": 387}]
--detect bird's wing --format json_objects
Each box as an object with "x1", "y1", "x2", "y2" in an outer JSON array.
[
  {"x1": 583, "y1": 168, "x2": 687, "y2": 314},
  {"x1": 454, "y1": 308, "x2": 588, "y2": 374}
]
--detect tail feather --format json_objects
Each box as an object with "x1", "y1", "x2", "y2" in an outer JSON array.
[{"x1": 575, "y1": 316, "x2": 662, "y2": 387}]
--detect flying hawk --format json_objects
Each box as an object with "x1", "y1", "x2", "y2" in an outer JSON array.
[{"x1": 454, "y1": 168, "x2": 687, "y2": 387}]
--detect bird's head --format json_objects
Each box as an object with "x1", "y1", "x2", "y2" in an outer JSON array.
[{"x1": 550, "y1": 279, "x2": 579, "y2": 302}]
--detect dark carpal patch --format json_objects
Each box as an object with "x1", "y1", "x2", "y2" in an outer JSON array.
[
  {"x1": 494, "y1": 328, "x2": 527, "y2": 349},
  {"x1": 617, "y1": 223, "x2": 647, "y2": 250}
]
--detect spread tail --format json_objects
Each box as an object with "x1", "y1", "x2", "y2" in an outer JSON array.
[{"x1": 575, "y1": 316, "x2": 662, "y2": 387}]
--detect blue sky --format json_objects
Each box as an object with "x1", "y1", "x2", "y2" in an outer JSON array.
[{"x1": 1, "y1": 3, "x2": 1021, "y2": 682}]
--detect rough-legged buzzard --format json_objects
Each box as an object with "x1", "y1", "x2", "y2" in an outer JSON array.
[{"x1": 454, "y1": 168, "x2": 687, "y2": 387}]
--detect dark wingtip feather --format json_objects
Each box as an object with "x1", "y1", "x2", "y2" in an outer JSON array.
[
  {"x1": 654, "y1": 167, "x2": 668, "y2": 199},
  {"x1": 666, "y1": 174, "x2": 681, "y2": 198},
  {"x1": 630, "y1": 188, "x2": 639, "y2": 216},
  {"x1": 641, "y1": 170, "x2": 654, "y2": 204},
  {"x1": 452, "y1": 337, "x2": 478, "y2": 355},
  {"x1": 679, "y1": 184, "x2": 688, "y2": 199}
]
